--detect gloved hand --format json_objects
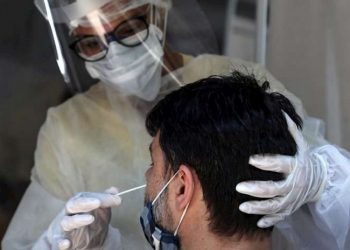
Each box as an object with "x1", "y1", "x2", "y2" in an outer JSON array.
[
  {"x1": 45, "y1": 187, "x2": 121, "y2": 250},
  {"x1": 236, "y1": 113, "x2": 328, "y2": 228}
]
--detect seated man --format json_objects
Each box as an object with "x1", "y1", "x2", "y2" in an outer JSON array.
[{"x1": 141, "y1": 71, "x2": 302, "y2": 250}]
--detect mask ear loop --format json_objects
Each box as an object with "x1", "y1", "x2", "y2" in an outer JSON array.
[
  {"x1": 174, "y1": 179, "x2": 194, "y2": 236},
  {"x1": 152, "y1": 170, "x2": 180, "y2": 205},
  {"x1": 174, "y1": 201, "x2": 190, "y2": 236}
]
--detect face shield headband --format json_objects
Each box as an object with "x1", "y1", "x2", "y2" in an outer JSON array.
[{"x1": 35, "y1": 0, "x2": 171, "y2": 26}]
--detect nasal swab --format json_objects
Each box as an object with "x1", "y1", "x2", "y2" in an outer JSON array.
[{"x1": 117, "y1": 184, "x2": 146, "y2": 196}]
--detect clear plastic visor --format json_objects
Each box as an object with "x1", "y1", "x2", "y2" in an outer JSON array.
[{"x1": 34, "y1": 0, "x2": 219, "y2": 93}]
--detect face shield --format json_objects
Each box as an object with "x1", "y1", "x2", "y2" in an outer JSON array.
[
  {"x1": 34, "y1": 0, "x2": 171, "y2": 93},
  {"x1": 35, "y1": 0, "x2": 219, "y2": 100}
]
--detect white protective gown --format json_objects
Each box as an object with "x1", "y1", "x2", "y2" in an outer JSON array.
[{"x1": 2, "y1": 54, "x2": 349, "y2": 250}]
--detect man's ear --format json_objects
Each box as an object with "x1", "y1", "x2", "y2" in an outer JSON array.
[{"x1": 173, "y1": 165, "x2": 195, "y2": 211}]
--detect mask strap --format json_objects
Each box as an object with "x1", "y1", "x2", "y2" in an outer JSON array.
[
  {"x1": 152, "y1": 169, "x2": 180, "y2": 205},
  {"x1": 174, "y1": 201, "x2": 190, "y2": 236}
]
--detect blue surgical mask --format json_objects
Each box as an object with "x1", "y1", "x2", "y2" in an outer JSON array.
[{"x1": 140, "y1": 170, "x2": 190, "y2": 250}]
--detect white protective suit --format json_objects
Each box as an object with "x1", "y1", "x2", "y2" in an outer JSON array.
[{"x1": 2, "y1": 54, "x2": 350, "y2": 250}]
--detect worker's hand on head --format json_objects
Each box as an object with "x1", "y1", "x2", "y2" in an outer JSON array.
[
  {"x1": 236, "y1": 113, "x2": 328, "y2": 228},
  {"x1": 48, "y1": 187, "x2": 121, "y2": 250}
]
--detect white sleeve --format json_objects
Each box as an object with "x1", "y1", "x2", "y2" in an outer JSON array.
[
  {"x1": 274, "y1": 145, "x2": 350, "y2": 250},
  {"x1": 2, "y1": 181, "x2": 65, "y2": 250}
]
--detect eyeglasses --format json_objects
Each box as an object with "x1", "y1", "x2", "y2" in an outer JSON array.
[{"x1": 69, "y1": 16, "x2": 150, "y2": 62}]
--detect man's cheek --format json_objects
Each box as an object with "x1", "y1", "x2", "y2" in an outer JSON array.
[{"x1": 144, "y1": 174, "x2": 155, "y2": 203}]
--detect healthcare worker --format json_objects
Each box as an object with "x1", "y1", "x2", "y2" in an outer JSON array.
[{"x1": 2, "y1": 0, "x2": 350, "y2": 249}]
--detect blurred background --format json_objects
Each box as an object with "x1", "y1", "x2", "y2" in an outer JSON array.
[{"x1": 1, "y1": 0, "x2": 349, "y2": 240}]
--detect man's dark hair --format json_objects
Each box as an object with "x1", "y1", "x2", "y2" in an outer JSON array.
[{"x1": 146, "y1": 71, "x2": 302, "y2": 239}]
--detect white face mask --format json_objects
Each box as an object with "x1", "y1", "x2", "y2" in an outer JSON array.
[{"x1": 85, "y1": 25, "x2": 164, "y2": 101}]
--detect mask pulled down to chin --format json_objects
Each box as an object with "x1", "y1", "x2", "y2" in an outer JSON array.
[{"x1": 85, "y1": 25, "x2": 164, "y2": 102}]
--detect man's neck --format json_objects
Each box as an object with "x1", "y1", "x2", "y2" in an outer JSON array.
[
  {"x1": 180, "y1": 230, "x2": 271, "y2": 250},
  {"x1": 178, "y1": 212, "x2": 271, "y2": 250},
  {"x1": 173, "y1": 181, "x2": 271, "y2": 250}
]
